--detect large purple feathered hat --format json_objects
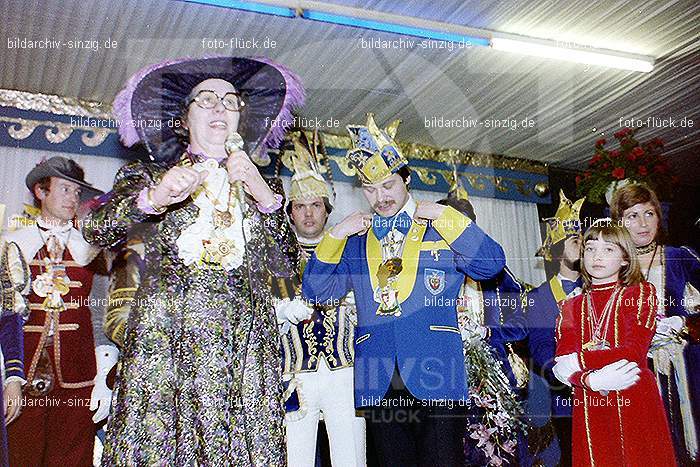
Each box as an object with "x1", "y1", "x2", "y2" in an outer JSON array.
[{"x1": 113, "y1": 56, "x2": 305, "y2": 164}]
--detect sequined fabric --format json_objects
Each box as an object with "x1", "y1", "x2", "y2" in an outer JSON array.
[{"x1": 83, "y1": 160, "x2": 299, "y2": 466}]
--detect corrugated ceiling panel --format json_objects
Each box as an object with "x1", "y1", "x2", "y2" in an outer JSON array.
[{"x1": 0, "y1": 0, "x2": 698, "y2": 180}]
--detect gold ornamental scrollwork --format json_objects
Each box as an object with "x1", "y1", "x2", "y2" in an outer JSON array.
[
  {"x1": 0, "y1": 116, "x2": 114, "y2": 147},
  {"x1": 314, "y1": 129, "x2": 546, "y2": 174},
  {"x1": 319, "y1": 132, "x2": 351, "y2": 150},
  {"x1": 434, "y1": 169, "x2": 455, "y2": 187},
  {"x1": 1, "y1": 88, "x2": 547, "y2": 175},
  {"x1": 465, "y1": 174, "x2": 487, "y2": 191},
  {"x1": 5, "y1": 118, "x2": 40, "y2": 140},
  {"x1": 0, "y1": 89, "x2": 111, "y2": 119},
  {"x1": 317, "y1": 160, "x2": 540, "y2": 197},
  {"x1": 328, "y1": 155, "x2": 357, "y2": 178},
  {"x1": 494, "y1": 176, "x2": 508, "y2": 193},
  {"x1": 411, "y1": 167, "x2": 439, "y2": 186},
  {"x1": 81, "y1": 128, "x2": 112, "y2": 147},
  {"x1": 512, "y1": 180, "x2": 531, "y2": 197},
  {"x1": 45, "y1": 122, "x2": 73, "y2": 144}
]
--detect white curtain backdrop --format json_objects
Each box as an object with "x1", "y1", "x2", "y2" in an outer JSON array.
[{"x1": 1, "y1": 149, "x2": 546, "y2": 288}]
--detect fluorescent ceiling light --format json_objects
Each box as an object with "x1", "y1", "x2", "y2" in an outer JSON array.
[
  {"x1": 301, "y1": 10, "x2": 490, "y2": 47},
  {"x1": 182, "y1": 0, "x2": 296, "y2": 17},
  {"x1": 175, "y1": 0, "x2": 655, "y2": 73},
  {"x1": 491, "y1": 35, "x2": 654, "y2": 73}
]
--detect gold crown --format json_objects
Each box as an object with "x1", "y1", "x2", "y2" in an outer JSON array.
[
  {"x1": 346, "y1": 113, "x2": 408, "y2": 184},
  {"x1": 282, "y1": 130, "x2": 333, "y2": 204},
  {"x1": 536, "y1": 190, "x2": 585, "y2": 261}
]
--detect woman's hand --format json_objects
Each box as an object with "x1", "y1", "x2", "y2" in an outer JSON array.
[
  {"x1": 151, "y1": 166, "x2": 208, "y2": 209},
  {"x1": 226, "y1": 150, "x2": 276, "y2": 207},
  {"x1": 655, "y1": 316, "x2": 684, "y2": 337}
]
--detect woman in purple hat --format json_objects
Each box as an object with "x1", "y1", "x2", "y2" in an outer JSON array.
[{"x1": 83, "y1": 56, "x2": 304, "y2": 466}]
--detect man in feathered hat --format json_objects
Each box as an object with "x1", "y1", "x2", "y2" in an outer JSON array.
[
  {"x1": 83, "y1": 56, "x2": 304, "y2": 465},
  {"x1": 273, "y1": 130, "x2": 366, "y2": 466},
  {"x1": 1, "y1": 156, "x2": 117, "y2": 466},
  {"x1": 524, "y1": 190, "x2": 585, "y2": 467},
  {"x1": 301, "y1": 114, "x2": 507, "y2": 466}
]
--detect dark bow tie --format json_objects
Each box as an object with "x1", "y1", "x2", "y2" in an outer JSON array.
[
  {"x1": 561, "y1": 278, "x2": 582, "y2": 296},
  {"x1": 372, "y1": 211, "x2": 412, "y2": 240}
]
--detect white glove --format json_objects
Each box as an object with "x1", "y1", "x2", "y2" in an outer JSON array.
[
  {"x1": 655, "y1": 316, "x2": 684, "y2": 337},
  {"x1": 552, "y1": 353, "x2": 581, "y2": 386},
  {"x1": 275, "y1": 298, "x2": 290, "y2": 324},
  {"x1": 587, "y1": 359, "x2": 640, "y2": 392},
  {"x1": 90, "y1": 345, "x2": 119, "y2": 423},
  {"x1": 275, "y1": 298, "x2": 313, "y2": 325}
]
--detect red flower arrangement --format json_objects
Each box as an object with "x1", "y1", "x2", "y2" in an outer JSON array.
[{"x1": 576, "y1": 127, "x2": 674, "y2": 204}]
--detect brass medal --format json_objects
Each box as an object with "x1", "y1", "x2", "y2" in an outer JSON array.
[
  {"x1": 582, "y1": 339, "x2": 610, "y2": 351},
  {"x1": 213, "y1": 210, "x2": 233, "y2": 228},
  {"x1": 375, "y1": 258, "x2": 403, "y2": 317}
]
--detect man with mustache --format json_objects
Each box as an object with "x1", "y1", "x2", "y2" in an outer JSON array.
[
  {"x1": 1, "y1": 157, "x2": 116, "y2": 466},
  {"x1": 302, "y1": 114, "x2": 506, "y2": 466},
  {"x1": 524, "y1": 191, "x2": 585, "y2": 467}
]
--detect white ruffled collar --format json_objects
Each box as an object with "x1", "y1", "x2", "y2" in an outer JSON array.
[
  {"x1": 295, "y1": 231, "x2": 324, "y2": 247},
  {"x1": 3, "y1": 218, "x2": 100, "y2": 266},
  {"x1": 175, "y1": 161, "x2": 250, "y2": 271}
]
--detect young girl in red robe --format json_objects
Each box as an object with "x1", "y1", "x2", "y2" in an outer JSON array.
[{"x1": 553, "y1": 219, "x2": 675, "y2": 466}]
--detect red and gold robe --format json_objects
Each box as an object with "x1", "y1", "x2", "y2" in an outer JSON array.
[
  {"x1": 2, "y1": 221, "x2": 103, "y2": 467},
  {"x1": 23, "y1": 245, "x2": 99, "y2": 387},
  {"x1": 556, "y1": 281, "x2": 676, "y2": 467}
]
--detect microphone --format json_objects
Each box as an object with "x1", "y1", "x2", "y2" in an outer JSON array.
[{"x1": 225, "y1": 131, "x2": 245, "y2": 205}]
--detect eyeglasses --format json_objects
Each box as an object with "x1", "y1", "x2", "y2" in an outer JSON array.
[{"x1": 185, "y1": 90, "x2": 245, "y2": 111}]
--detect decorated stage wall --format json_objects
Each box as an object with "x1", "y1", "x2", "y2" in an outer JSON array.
[{"x1": 0, "y1": 89, "x2": 547, "y2": 286}]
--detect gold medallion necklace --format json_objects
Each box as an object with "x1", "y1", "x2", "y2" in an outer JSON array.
[{"x1": 583, "y1": 286, "x2": 620, "y2": 350}]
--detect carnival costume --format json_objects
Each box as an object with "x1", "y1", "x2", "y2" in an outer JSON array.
[
  {"x1": 0, "y1": 217, "x2": 29, "y2": 467},
  {"x1": 524, "y1": 191, "x2": 584, "y2": 466},
  {"x1": 83, "y1": 56, "x2": 304, "y2": 466},
  {"x1": 2, "y1": 157, "x2": 113, "y2": 466},
  {"x1": 640, "y1": 239, "x2": 700, "y2": 464},
  {"x1": 274, "y1": 131, "x2": 366, "y2": 466},
  {"x1": 556, "y1": 281, "x2": 676, "y2": 466},
  {"x1": 104, "y1": 237, "x2": 144, "y2": 349},
  {"x1": 302, "y1": 114, "x2": 506, "y2": 466}
]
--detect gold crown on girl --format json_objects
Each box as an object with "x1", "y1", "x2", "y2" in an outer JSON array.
[{"x1": 346, "y1": 113, "x2": 408, "y2": 184}]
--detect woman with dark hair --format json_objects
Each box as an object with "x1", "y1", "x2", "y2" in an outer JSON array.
[
  {"x1": 611, "y1": 183, "x2": 700, "y2": 465},
  {"x1": 83, "y1": 56, "x2": 304, "y2": 465}
]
